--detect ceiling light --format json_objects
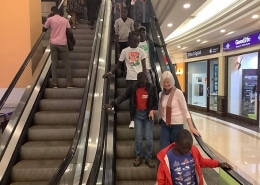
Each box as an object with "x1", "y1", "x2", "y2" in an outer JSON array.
[
  {"x1": 220, "y1": 29, "x2": 226, "y2": 33},
  {"x1": 196, "y1": 39, "x2": 201, "y2": 42},
  {"x1": 183, "y1": 3, "x2": 191, "y2": 9},
  {"x1": 166, "y1": 0, "x2": 237, "y2": 41},
  {"x1": 226, "y1": 31, "x2": 234, "y2": 35},
  {"x1": 181, "y1": 47, "x2": 187, "y2": 49},
  {"x1": 167, "y1": 23, "x2": 173, "y2": 27},
  {"x1": 252, "y1": 14, "x2": 259, "y2": 19},
  {"x1": 177, "y1": 46, "x2": 181, "y2": 48},
  {"x1": 201, "y1": 41, "x2": 208, "y2": 44}
]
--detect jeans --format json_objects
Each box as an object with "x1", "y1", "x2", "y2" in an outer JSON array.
[
  {"x1": 134, "y1": 110, "x2": 154, "y2": 159},
  {"x1": 50, "y1": 44, "x2": 72, "y2": 85},
  {"x1": 160, "y1": 119, "x2": 183, "y2": 149}
]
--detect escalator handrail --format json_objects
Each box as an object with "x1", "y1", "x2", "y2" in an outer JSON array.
[
  {"x1": 0, "y1": 33, "x2": 45, "y2": 111},
  {"x1": 149, "y1": 2, "x2": 252, "y2": 185}
]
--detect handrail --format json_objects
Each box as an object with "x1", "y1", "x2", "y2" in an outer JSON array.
[
  {"x1": 149, "y1": 2, "x2": 252, "y2": 185},
  {"x1": 86, "y1": 0, "x2": 112, "y2": 184},
  {"x1": 0, "y1": 33, "x2": 45, "y2": 111}
]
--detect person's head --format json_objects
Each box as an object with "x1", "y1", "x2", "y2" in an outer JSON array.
[
  {"x1": 121, "y1": 8, "x2": 128, "y2": 19},
  {"x1": 137, "y1": 72, "x2": 148, "y2": 87},
  {"x1": 161, "y1": 71, "x2": 175, "y2": 91},
  {"x1": 134, "y1": 21, "x2": 141, "y2": 31},
  {"x1": 138, "y1": 26, "x2": 147, "y2": 42},
  {"x1": 51, "y1": 6, "x2": 59, "y2": 15},
  {"x1": 129, "y1": 34, "x2": 140, "y2": 48},
  {"x1": 174, "y1": 129, "x2": 193, "y2": 155}
]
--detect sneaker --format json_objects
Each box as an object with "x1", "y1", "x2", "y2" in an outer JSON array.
[
  {"x1": 145, "y1": 159, "x2": 155, "y2": 168},
  {"x1": 129, "y1": 121, "x2": 134, "y2": 129},
  {"x1": 53, "y1": 84, "x2": 58, "y2": 88},
  {"x1": 133, "y1": 156, "x2": 142, "y2": 167}
]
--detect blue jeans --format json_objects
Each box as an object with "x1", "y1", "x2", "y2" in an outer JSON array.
[
  {"x1": 160, "y1": 119, "x2": 184, "y2": 149},
  {"x1": 134, "y1": 110, "x2": 154, "y2": 159}
]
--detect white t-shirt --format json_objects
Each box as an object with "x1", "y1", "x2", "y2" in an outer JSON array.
[
  {"x1": 138, "y1": 41, "x2": 151, "y2": 69},
  {"x1": 119, "y1": 47, "x2": 146, "y2": 80}
]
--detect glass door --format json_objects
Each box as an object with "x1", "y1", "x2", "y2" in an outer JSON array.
[{"x1": 208, "y1": 59, "x2": 219, "y2": 111}]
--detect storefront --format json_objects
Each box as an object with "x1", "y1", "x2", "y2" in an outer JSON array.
[
  {"x1": 186, "y1": 45, "x2": 220, "y2": 112},
  {"x1": 223, "y1": 31, "x2": 260, "y2": 125}
]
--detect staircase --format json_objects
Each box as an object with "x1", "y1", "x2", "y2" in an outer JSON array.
[
  {"x1": 115, "y1": 78, "x2": 161, "y2": 185},
  {"x1": 9, "y1": 21, "x2": 95, "y2": 185}
]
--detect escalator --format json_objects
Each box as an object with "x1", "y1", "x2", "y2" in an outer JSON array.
[{"x1": 1, "y1": 21, "x2": 95, "y2": 185}]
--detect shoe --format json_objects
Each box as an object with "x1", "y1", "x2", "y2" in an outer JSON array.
[
  {"x1": 72, "y1": 26, "x2": 76, "y2": 29},
  {"x1": 129, "y1": 121, "x2": 134, "y2": 129},
  {"x1": 67, "y1": 83, "x2": 77, "y2": 88},
  {"x1": 145, "y1": 159, "x2": 155, "y2": 168},
  {"x1": 53, "y1": 84, "x2": 58, "y2": 88},
  {"x1": 133, "y1": 156, "x2": 142, "y2": 167}
]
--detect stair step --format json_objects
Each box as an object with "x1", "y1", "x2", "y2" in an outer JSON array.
[
  {"x1": 56, "y1": 69, "x2": 88, "y2": 78},
  {"x1": 116, "y1": 159, "x2": 157, "y2": 181},
  {"x1": 11, "y1": 160, "x2": 62, "y2": 182},
  {"x1": 20, "y1": 141, "x2": 72, "y2": 160},
  {"x1": 28, "y1": 125, "x2": 76, "y2": 141},
  {"x1": 39, "y1": 99, "x2": 82, "y2": 111},
  {"x1": 44, "y1": 88, "x2": 84, "y2": 99},
  {"x1": 48, "y1": 77, "x2": 87, "y2": 88},
  {"x1": 116, "y1": 180, "x2": 156, "y2": 185},
  {"x1": 33, "y1": 111, "x2": 79, "y2": 125}
]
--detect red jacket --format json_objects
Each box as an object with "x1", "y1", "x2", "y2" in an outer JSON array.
[{"x1": 157, "y1": 143, "x2": 219, "y2": 185}]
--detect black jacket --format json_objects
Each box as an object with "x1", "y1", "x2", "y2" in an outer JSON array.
[{"x1": 111, "y1": 82, "x2": 158, "y2": 120}]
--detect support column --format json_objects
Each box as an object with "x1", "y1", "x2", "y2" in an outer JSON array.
[
  {"x1": 0, "y1": 0, "x2": 42, "y2": 88},
  {"x1": 217, "y1": 56, "x2": 227, "y2": 115}
]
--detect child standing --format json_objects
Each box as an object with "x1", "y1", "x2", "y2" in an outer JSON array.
[
  {"x1": 157, "y1": 129, "x2": 232, "y2": 185},
  {"x1": 103, "y1": 72, "x2": 158, "y2": 168}
]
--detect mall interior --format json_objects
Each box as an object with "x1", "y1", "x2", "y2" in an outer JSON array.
[{"x1": 0, "y1": 0, "x2": 260, "y2": 184}]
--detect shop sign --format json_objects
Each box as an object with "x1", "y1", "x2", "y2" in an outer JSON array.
[
  {"x1": 187, "y1": 45, "x2": 220, "y2": 58},
  {"x1": 223, "y1": 32, "x2": 260, "y2": 51}
]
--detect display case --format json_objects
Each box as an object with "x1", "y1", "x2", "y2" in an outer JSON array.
[{"x1": 241, "y1": 69, "x2": 257, "y2": 116}]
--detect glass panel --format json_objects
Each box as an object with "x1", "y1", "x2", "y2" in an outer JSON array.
[
  {"x1": 187, "y1": 61, "x2": 207, "y2": 108},
  {"x1": 209, "y1": 59, "x2": 218, "y2": 111},
  {"x1": 227, "y1": 52, "x2": 258, "y2": 120}
]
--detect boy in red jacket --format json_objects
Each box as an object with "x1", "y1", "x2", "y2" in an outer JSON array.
[{"x1": 157, "y1": 129, "x2": 232, "y2": 185}]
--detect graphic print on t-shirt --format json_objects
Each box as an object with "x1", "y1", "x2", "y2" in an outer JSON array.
[
  {"x1": 167, "y1": 151, "x2": 196, "y2": 185},
  {"x1": 128, "y1": 51, "x2": 140, "y2": 66}
]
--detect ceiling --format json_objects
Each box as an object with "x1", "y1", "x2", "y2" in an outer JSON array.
[{"x1": 151, "y1": 0, "x2": 260, "y2": 62}]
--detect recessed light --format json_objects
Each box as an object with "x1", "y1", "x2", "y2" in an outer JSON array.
[
  {"x1": 226, "y1": 31, "x2": 234, "y2": 35},
  {"x1": 177, "y1": 46, "x2": 181, "y2": 48},
  {"x1": 181, "y1": 47, "x2": 187, "y2": 49},
  {"x1": 220, "y1": 29, "x2": 226, "y2": 33},
  {"x1": 252, "y1": 14, "x2": 259, "y2": 19},
  {"x1": 196, "y1": 39, "x2": 201, "y2": 42},
  {"x1": 201, "y1": 41, "x2": 208, "y2": 44},
  {"x1": 183, "y1": 3, "x2": 190, "y2": 9},
  {"x1": 167, "y1": 23, "x2": 173, "y2": 27}
]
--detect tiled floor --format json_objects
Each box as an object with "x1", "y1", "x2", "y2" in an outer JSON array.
[{"x1": 190, "y1": 111, "x2": 260, "y2": 185}]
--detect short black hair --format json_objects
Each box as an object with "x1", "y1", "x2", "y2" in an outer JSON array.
[
  {"x1": 176, "y1": 129, "x2": 193, "y2": 144},
  {"x1": 51, "y1": 6, "x2": 59, "y2": 14},
  {"x1": 137, "y1": 72, "x2": 147, "y2": 81},
  {"x1": 138, "y1": 26, "x2": 146, "y2": 32}
]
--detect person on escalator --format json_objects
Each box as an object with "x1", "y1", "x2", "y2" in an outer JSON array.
[
  {"x1": 158, "y1": 71, "x2": 200, "y2": 150},
  {"x1": 43, "y1": 6, "x2": 75, "y2": 88},
  {"x1": 103, "y1": 72, "x2": 158, "y2": 168},
  {"x1": 157, "y1": 129, "x2": 232, "y2": 185},
  {"x1": 138, "y1": 26, "x2": 164, "y2": 94},
  {"x1": 102, "y1": 34, "x2": 147, "y2": 129}
]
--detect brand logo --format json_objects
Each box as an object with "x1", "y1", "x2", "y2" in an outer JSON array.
[
  {"x1": 235, "y1": 36, "x2": 251, "y2": 45},
  {"x1": 187, "y1": 50, "x2": 201, "y2": 57}
]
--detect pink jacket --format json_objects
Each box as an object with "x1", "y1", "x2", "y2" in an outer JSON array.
[{"x1": 157, "y1": 143, "x2": 219, "y2": 185}]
